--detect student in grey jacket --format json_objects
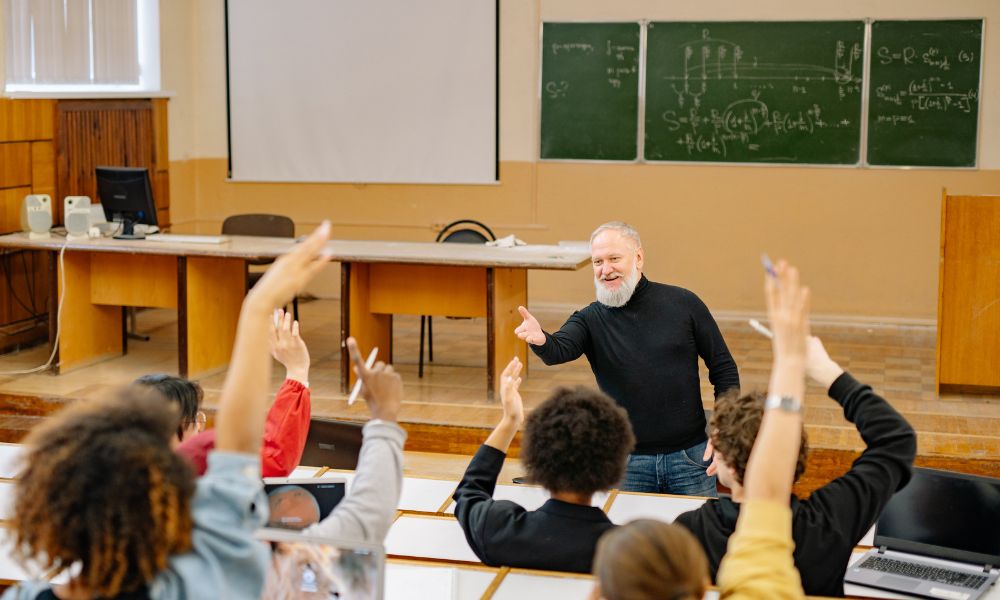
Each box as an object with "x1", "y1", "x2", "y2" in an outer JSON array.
[
  {"x1": 302, "y1": 337, "x2": 406, "y2": 543},
  {"x1": 3, "y1": 222, "x2": 333, "y2": 600}
]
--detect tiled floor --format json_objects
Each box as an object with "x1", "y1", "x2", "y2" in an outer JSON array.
[{"x1": 0, "y1": 299, "x2": 996, "y2": 458}]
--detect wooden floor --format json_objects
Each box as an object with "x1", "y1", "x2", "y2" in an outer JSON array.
[{"x1": 0, "y1": 298, "x2": 997, "y2": 466}]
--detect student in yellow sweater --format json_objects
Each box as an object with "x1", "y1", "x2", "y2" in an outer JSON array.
[{"x1": 590, "y1": 260, "x2": 809, "y2": 600}]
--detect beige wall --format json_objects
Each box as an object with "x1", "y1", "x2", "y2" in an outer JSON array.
[{"x1": 159, "y1": 0, "x2": 1000, "y2": 319}]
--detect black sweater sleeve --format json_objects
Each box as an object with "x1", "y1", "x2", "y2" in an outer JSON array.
[
  {"x1": 530, "y1": 310, "x2": 590, "y2": 366},
  {"x1": 804, "y1": 372, "x2": 917, "y2": 545},
  {"x1": 452, "y1": 444, "x2": 526, "y2": 565},
  {"x1": 688, "y1": 293, "x2": 740, "y2": 397}
]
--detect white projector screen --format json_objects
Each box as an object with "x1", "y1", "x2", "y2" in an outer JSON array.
[{"x1": 226, "y1": 0, "x2": 497, "y2": 184}]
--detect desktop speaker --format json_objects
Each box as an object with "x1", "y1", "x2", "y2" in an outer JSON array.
[
  {"x1": 64, "y1": 196, "x2": 92, "y2": 241},
  {"x1": 21, "y1": 195, "x2": 52, "y2": 240}
]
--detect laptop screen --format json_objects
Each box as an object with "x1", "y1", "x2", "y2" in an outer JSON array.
[
  {"x1": 257, "y1": 529, "x2": 384, "y2": 600},
  {"x1": 264, "y1": 478, "x2": 347, "y2": 531},
  {"x1": 875, "y1": 467, "x2": 1000, "y2": 565}
]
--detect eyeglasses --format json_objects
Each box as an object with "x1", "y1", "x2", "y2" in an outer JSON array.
[{"x1": 188, "y1": 411, "x2": 208, "y2": 433}]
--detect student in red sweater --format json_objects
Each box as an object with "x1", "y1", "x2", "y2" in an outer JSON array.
[{"x1": 136, "y1": 307, "x2": 312, "y2": 477}]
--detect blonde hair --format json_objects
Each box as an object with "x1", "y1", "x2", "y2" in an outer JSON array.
[{"x1": 593, "y1": 520, "x2": 708, "y2": 600}]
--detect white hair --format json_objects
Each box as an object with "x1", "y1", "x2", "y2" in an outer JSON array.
[{"x1": 589, "y1": 221, "x2": 642, "y2": 249}]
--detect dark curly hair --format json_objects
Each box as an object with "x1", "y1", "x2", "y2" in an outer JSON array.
[
  {"x1": 521, "y1": 386, "x2": 635, "y2": 495},
  {"x1": 12, "y1": 387, "x2": 196, "y2": 596},
  {"x1": 710, "y1": 389, "x2": 809, "y2": 487},
  {"x1": 133, "y1": 374, "x2": 203, "y2": 441}
]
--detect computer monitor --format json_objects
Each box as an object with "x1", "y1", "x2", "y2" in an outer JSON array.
[{"x1": 95, "y1": 166, "x2": 158, "y2": 240}]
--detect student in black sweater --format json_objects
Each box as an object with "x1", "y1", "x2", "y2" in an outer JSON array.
[
  {"x1": 516, "y1": 222, "x2": 739, "y2": 496},
  {"x1": 675, "y1": 335, "x2": 917, "y2": 597},
  {"x1": 453, "y1": 357, "x2": 635, "y2": 573}
]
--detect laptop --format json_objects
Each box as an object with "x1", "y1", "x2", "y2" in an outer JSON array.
[
  {"x1": 256, "y1": 528, "x2": 384, "y2": 599},
  {"x1": 264, "y1": 477, "x2": 348, "y2": 530},
  {"x1": 299, "y1": 418, "x2": 364, "y2": 469},
  {"x1": 845, "y1": 467, "x2": 1000, "y2": 600}
]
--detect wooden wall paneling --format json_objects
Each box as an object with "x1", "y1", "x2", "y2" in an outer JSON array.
[
  {"x1": 0, "y1": 251, "x2": 48, "y2": 323},
  {"x1": 152, "y1": 98, "x2": 170, "y2": 226},
  {"x1": 0, "y1": 99, "x2": 55, "y2": 143},
  {"x1": 937, "y1": 194, "x2": 1000, "y2": 390},
  {"x1": 0, "y1": 188, "x2": 30, "y2": 238},
  {"x1": 29, "y1": 142, "x2": 56, "y2": 202},
  {"x1": 0, "y1": 144, "x2": 32, "y2": 189},
  {"x1": 56, "y1": 100, "x2": 155, "y2": 224}
]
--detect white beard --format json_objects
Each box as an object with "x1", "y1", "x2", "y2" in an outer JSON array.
[{"x1": 594, "y1": 265, "x2": 640, "y2": 308}]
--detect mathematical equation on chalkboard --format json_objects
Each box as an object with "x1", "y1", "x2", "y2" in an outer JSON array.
[
  {"x1": 539, "y1": 19, "x2": 983, "y2": 166},
  {"x1": 656, "y1": 29, "x2": 862, "y2": 160},
  {"x1": 871, "y1": 44, "x2": 979, "y2": 125}
]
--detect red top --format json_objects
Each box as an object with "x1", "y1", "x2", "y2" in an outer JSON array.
[{"x1": 176, "y1": 378, "x2": 311, "y2": 477}]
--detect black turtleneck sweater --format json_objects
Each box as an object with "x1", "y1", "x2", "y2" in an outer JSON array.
[{"x1": 531, "y1": 275, "x2": 740, "y2": 454}]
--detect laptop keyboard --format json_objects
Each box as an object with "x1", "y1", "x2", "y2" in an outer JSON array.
[{"x1": 859, "y1": 556, "x2": 988, "y2": 589}]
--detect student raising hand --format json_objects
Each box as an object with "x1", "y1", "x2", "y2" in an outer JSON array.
[
  {"x1": 485, "y1": 356, "x2": 523, "y2": 453},
  {"x1": 216, "y1": 221, "x2": 331, "y2": 454}
]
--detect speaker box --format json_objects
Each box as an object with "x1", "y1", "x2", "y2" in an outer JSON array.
[
  {"x1": 21, "y1": 195, "x2": 52, "y2": 239},
  {"x1": 64, "y1": 196, "x2": 92, "y2": 240}
]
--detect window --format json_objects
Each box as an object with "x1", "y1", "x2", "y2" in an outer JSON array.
[{"x1": 4, "y1": 0, "x2": 159, "y2": 93}]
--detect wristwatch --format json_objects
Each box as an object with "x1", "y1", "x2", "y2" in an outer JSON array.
[{"x1": 764, "y1": 394, "x2": 802, "y2": 413}]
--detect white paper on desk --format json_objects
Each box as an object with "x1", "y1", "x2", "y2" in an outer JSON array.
[
  {"x1": 384, "y1": 564, "x2": 456, "y2": 599},
  {"x1": 485, "y1": 234, "x2": 526, "y2": 247}
]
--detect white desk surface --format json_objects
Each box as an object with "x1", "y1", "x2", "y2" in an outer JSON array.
[
  {"x1": 0, "y1": 480, "x2": 16, "y2": 520},
  {"x1": 384, "y1": 562, "x2": 497, "y2": 600},
  {"x1": 385, "y1": 515, "x2": 480, "y2": 563},
  {"x1": 845, "y1": 550, "x2": 1000, "y2": 600},
  {"x1": 287, "y1": 465, "x2": 322, "y2": 479},
  {"x1": 490, "y1": 571, "x2": 594, "y2": 599},
  {"x1": 444, "y1": 484, "x2": 608, "y2": 514},
  {"x1": 605, "y1": 491, "x2": 708, "y2": 525},
  {"x1": 399, "y1": 477, "x2": 457, "y2": 513},
  {"x1": 0, "y1": 234, "x2": 591, "y2": 270},
  {"x1": 0, "y1": 443, "x2": 24, "y2": 479}
]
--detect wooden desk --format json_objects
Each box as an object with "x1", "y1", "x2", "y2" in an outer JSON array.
[
  {"x1": 336, "y1": 241, "x2": 589, "y2": 399},
  {"x1": 0, "y1": 234, "x2": 295, "y2": 378},
  {"x1": 0, "y1": 235, "x2": 589, "y2": 390}
]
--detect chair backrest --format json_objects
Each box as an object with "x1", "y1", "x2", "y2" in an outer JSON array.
[
  {"x1": 435, "y1": 219, "x2": 496, "y2": 244},
  {"x1": 222, "y1": 213, "x2": 296, "y2": 238}
]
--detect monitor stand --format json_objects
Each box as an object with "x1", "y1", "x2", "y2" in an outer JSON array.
[{"x1": 113, "y1": 217, "x2": 146, "y2": 240}]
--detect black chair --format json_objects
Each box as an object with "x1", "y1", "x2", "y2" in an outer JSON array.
[
  {"x1": 222, "y1": 214, "x2": 299, "y2": 321},
  {"x1": 419, "y1": 219, "x2": 496, "y2": 377}
]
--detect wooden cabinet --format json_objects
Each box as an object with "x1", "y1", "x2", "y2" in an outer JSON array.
[{"x1": 937, "y1": 190, "x2": 1000, "y2": 392}]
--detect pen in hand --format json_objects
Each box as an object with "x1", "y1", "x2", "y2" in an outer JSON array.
[{"x1": 348, "y1": 346, "x2": 378, "y2": 405}]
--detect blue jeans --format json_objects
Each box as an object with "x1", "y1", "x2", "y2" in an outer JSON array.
[{"x1": 622, "y1": 440, "x2": 718, "y2": 497}]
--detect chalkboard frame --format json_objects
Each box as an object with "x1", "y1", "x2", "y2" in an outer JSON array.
[
  {"x1": 641, "y1": 19, "x2": 867, "y2": 168},
  {"x1": 862, "y1": 18, "x2": 985, "y2": 170},
  {"x1": 537, "y1": 20, "x2": 646, "y2": 163}
]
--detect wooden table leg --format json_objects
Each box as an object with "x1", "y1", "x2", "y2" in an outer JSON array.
[
  {"x1": 487, "y1": 267, "x2": 528, "y2": 401},
  {"x1": 180, "y1": 257, "x2": 245, "y2": 378},
  {"x1": 51, "y1": 251, "x2": 122, "y2": 373},
  {"x1": 341, "y1": 262, "x2": 393, "y2": 392}
]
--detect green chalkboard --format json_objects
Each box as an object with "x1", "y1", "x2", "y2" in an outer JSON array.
[
  {"x1": 867, "y1": 20, "x2": 983, "y2": 167},
  {"x1": 540, "y1": 23, "x2": 641, "y2": 160},
  {"x1": 644, "y1": 21, "x2": 865, "y2": 164}
]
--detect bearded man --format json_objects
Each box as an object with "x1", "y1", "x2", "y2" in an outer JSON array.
[{"x1": 515, "y1": 221, "x2": 739, "y2": 496}]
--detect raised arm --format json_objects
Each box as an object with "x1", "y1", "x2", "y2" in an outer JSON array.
[
  {"x1": 215, "y1": 222, "x2": 331, "y2": 454},
  {"x1": 260, "y1": 309, "x2": 314, "y2": 476},
  {"x1": 717, "y1": 261, "x2": 808, "y2": 600},
  {"x1": 306, "y1": 337, "x2": 405, "y2": 542}
]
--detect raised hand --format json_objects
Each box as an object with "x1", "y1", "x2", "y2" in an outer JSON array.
[
  {"x1": 514, "y1": 306, "x2": 545, "y2": 346},
  {"x1": 249, "y1": 221, "x2": 332, "y2": 310},
  {"x1": 346, "y1": 337, "x2": 402, "y2": 423},
  {"x1": 765, "y1": 260, "x2": 811, "y2": 364},
  {"x1": 269, "y1": 308, "x2": 310, "y2": 384},
  {"x1": 499, "y1": 356, "x2": 524, "y2": 426},
  {"x1": 805, "y1": 335, "x2": 844, "y2": 389}
]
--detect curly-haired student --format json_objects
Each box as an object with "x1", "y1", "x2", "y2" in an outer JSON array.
[
  {"x1": 2, "y1": 221, "x2": 333, "y2": 600},
  {"x1": 453, "y1": 357, "x2": 635, "y2": 573}
]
